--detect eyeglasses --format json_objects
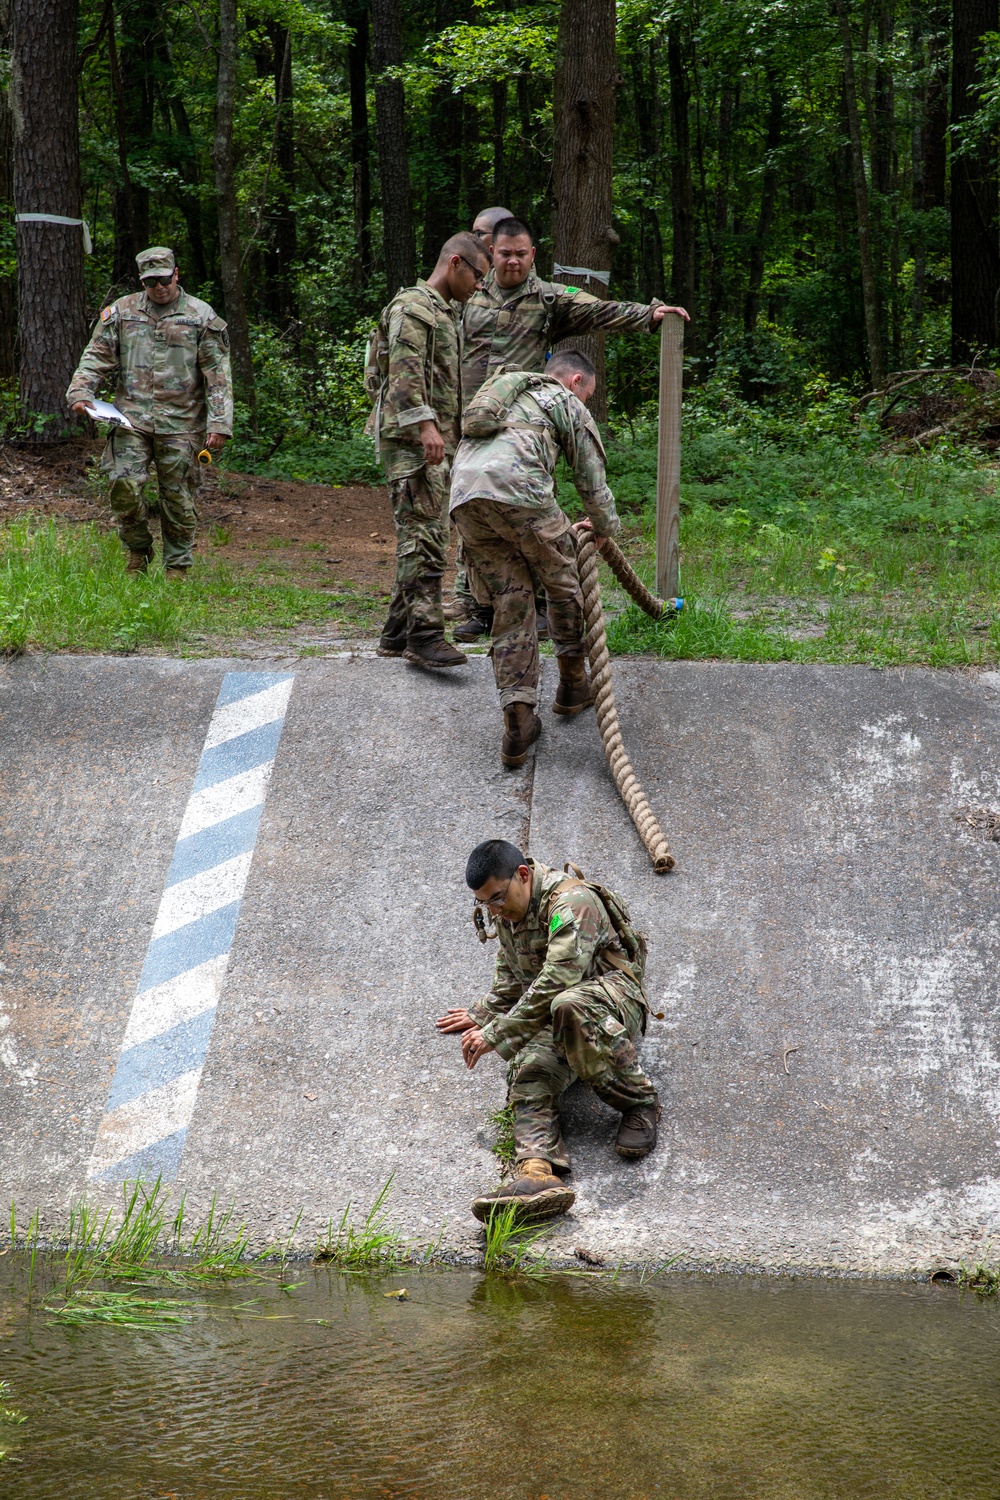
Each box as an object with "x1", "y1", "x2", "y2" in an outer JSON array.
[
  {"x1": 142, "y1": 274, "x2": 174, "y2": 288},
  {"x1": 457, "y1": 254, "x2": 486, "y2": 286},
  {"x1": 475, "y1": 876, "x2": 512, "y2": 911},
  {"x1": 471, "y1": 228, "x2": 489, "y2": 240}
]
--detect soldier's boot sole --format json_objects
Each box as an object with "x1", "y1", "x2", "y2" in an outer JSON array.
[
  {"x1": 614, "y1": 1101, "x2": 663, "y2": 1160},
  {"x1": 501, "y1": 705, "x2": 542, "y2": 768},
  {"x1": 403, "y1": 637, "x2": 468, "y2": 669},
  {"x1": 471, "y1": 1181, "x2": 576, "y2": 1225}
]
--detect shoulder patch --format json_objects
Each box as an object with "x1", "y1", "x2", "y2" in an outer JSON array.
[
  {"x1": 100, "y1": 305, "x2": 115, "y2": 322},
  {"x1": 404, "y1": 299, "x2": 438, "y2": 329},
  {"x1": 562, "y1": 286, "x2": 580, "y2": 295},
  {"x1": 549, "y1": 910, "x2": 569, "y2": 935}
]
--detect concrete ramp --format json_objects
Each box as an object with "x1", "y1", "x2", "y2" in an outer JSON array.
[{"x1": 2, "y1": 655, "x2": 999, "y2": 1273}]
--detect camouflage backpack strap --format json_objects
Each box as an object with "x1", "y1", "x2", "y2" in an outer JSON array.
[
  {"x1": 543, "y1": 864, "x2": 661, "y2": 1017},
  {"x1": 462, "y1": 367, "x2": 551, "y2": 439}
]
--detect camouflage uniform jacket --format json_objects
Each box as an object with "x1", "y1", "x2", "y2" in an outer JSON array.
[
  {"x1": 470, "y1": 860, "x2": 644, "y2": 1060},
  {"x1": 66, "y1": 288, "x2": 233, "y2": 436},
  {"x1": 449, "y1": 370, "x2": 621, "y2": 537},
  {"x1": 462, "y1": 268, "x2": 661, "y2": 403},
  {"x1": 375, "y1": 281, "x2": 463, "y2": 482}
]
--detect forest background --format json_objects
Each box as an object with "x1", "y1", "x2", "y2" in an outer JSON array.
[{"x1": 1, "y1": 0, "x2": 1000, "y2": 665}]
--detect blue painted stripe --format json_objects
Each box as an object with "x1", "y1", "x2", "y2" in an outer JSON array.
[
  {"x1": 137, "y1": 902, "x2": 241, "y2": 994},
  {"x1": 93, "y1": 1127, "x2": 188, "y2": 1184},
  {"x1": 104, "y1": 1009, "x2": 217, "y2": 1113},
  {"x1": 165, "y1": 805, "x2": 263, "y2": 888},
  {"x1": 192, "y1": 720, "x2": 285, "y2": 793},
  {"x1": 216, "y1": 671, "x2": 294, "y2": 708}
]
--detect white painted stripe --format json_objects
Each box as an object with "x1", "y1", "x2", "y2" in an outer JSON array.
[
  {"x1": 151, "y1": 852, "x2": 254, "y2": 940},
  {"x1": 177, "y1": 762, "x2": 274, "y2": 840},
  {"x1": 89, "y1": 1068, "x2": 202, "y2": 1177},
  {"x1": 202, "y1": 679, "x2": 294, "y2": 752},
  {"x1": 124, "y1": 954, "x2": 230, "y2": 1051}
]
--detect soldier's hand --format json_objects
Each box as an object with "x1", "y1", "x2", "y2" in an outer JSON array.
[
  {"x1": 71, "y1": 402, "x2": 91, "y2": 416},
  {"x1": 573, "y1": 519, "x2": 609, "y2": 553},
  {"x1": 651, "y1": 304, "x2": 690, "y2": 325},
  {"x1": 205, "y1": 433, "x2": 227, "y2": 453},
  {"x1": 435, "y1": 1007, "x2": 477, "y2": 1034},
  {"x1": 418, "y1": 421, "x2": 445, "y2": 466},
  {"x1": 461, "y1": 1026, "x2": 493, "y2": 1069}
]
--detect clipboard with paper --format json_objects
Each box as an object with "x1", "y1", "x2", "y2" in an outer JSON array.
[{"x1": 82, "y1": 399, "x2": 133, "y2": 429}]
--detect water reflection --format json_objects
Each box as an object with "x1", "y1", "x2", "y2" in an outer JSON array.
[{"x1": 1, "y1": 1262, "x2": 998, "y2": 1498}]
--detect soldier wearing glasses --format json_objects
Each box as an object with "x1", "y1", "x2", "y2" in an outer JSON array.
[
  {"x1": 67, "y1": 246, "x2": 232, "y2": 579},
  {"x1": 435, "y1": 839, "x2": 661, "y2": 1223}
]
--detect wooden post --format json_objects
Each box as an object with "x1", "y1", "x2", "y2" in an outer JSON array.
[{"x1": 655, "y1": 313, "x2": 684, "y2": 600}]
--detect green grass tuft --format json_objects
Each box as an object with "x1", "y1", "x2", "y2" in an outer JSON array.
[
  {"x1": 314, "y1": 1177, "x2": 406, "y2": 1270},
  {"x1": 481, "y1": 1203, "x2": 553, "y2": 1278}
]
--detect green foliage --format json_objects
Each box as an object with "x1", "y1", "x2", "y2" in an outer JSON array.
[
  {"x1": 481, "y1": 1203, "x2": 553, "y2": 1278},
  {"x1": 489, "y1": 1103, "x2": 517, "y2": 1173},
  {"x1": 314, "y1": 1178, "x2": 406, "y2": 1270},
  {"x1": 0, "y1": 515, "x2": 380, "y2": 655},
  {"x1": 957, "y1": 1259, "x2": 1000, "y2": 1295}
]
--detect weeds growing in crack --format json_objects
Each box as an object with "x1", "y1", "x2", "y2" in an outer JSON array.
[
  {"x1": 481, "y1": 1204, "x2": 552, "y2": 1278},
  {"x1": 314, "y1": 1176, "x2": 406, "y2": 1270}
]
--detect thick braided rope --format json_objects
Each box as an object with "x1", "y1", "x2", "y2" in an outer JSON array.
[
  {"x1": 597, "y1": 535, "x2": 666, "y2": 619},
  {"x1": 576, "y1": 533, "x2": 676, "y2": 874}
]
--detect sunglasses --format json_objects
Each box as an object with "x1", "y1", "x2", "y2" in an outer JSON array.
[
  {"x1": 141, "y1": 274, "x2": 174, "y2": 288},
  {"x1": 457, "y1": 254, "x2": 486, "y2": 285}
]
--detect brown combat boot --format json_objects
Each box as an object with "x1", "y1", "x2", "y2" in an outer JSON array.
[
  {"x1": 471, "y1": 1158, "x2": 576, "y2": 1224},
  {"x1": 453, "y1": 605, "x2": 494, "y2": 643},
  {"x1": 614, "y1": 1100, "x2": 662, "y2": 1160},
  {"x1": 126, "y1": 551, "x2": 150, "y2": 575},
  {"x1": 165, "y1": 566, "x2": 188, "y2": 581},
  {"x1": 501, "y1": 702, "x2": 542, "y2": 767},
  {"x1": 552, "y1": 655, "x2": 595, "y2": 716},
  {"x1": 443, "y1": 595, "x2": 473, "y2": 622},
  {"x1": 403, "y1": 633, "x2": 467, "y2": 669}
]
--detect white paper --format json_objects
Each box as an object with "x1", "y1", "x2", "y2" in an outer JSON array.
[{"x1": 83, "y1": 400, "x2": 133, "y2": 429}]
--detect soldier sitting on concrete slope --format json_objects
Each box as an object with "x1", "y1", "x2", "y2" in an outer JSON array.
[
  {"x1": 450, "y1": 347, "x2": 617, "y2": 768},
  {"x1": 436, "y1": 839, "x2": 660, "y2": 1224},
  {"x1": 67, "y1": 245, "x2": 232, "y2": 579},
  {"x1": 366, "y1": 232, "x2": 490, "y2": 670},
  {"x1": 452, "y1": 215, "x2": 688, "y2": 643}
]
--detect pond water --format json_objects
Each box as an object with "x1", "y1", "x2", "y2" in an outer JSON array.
[{"x1": 1, "y1": 1262, "x2": 998, "y2": 1499}]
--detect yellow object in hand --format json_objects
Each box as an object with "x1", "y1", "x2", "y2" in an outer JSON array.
[{"x1": 197, "y1": 448, "x2": 213, "y2": 466}]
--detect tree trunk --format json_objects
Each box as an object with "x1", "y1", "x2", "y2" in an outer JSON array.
[
  {"x1": 111, "y1": 2, "x2": 155, "y2": 288},
  {"x1": 743, "y1": 80, "x2": 782, "y2": 334},
  {"x1": 346, "y1": 0, "x2": 371, "y2": 289},
  {"x1": 923, "y1": 3, "x2": 948, "y2": 209},
  {"x1": 631, "y1": 38, "x2": 665, "y2": 302},
  {"x1": 491, "y1": 80, "x2": 507, "y2": 203},
  {"x1": 0, "y1": 0, "x2": 16, "y2": 383},
  {"x1": 832, "y1": 0, "x2": 885, "y2": 386},
  {"x1": 706, "y1": 83, "x2": 734, "y2": 351},
  {"x1": 551, "y1": 0, "x2": 618, "y2": 423},
  {"x1": 667, "y1": 27, "x2": 696, "y2": 363},
  {"x1": 371, "y1": 0, "x2": 414, "y2": 293},
  {"x1": 951, "y1": 0, "x2": 999, "y2": 360},
  {"x1": 266, "y1": 22, "x2": 296, "y2": 320},
  {"x1": 213, "y1": 0, "x2": 256, "y2": 411},
  {"x1": 11, "y1": 0, "x2": 87, "y2": 439}
]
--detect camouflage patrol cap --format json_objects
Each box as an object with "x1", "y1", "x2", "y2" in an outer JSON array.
[{"x1": 136, "y1": 246, "x2": 176, "y2": 280}]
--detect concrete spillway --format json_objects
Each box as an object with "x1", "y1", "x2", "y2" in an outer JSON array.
[{"x1": 2, "y1": 653, "x2": 999, "y2": 1273}]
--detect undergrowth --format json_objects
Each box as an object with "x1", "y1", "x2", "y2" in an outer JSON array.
[
  {"x1": 0, "y1": 515, "x2": 379, "y2": 655},
  {"x1": 314, "y1": 1177, "x2": 407, "y2": 1270}
]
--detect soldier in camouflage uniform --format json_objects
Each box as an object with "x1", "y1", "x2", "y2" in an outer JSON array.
[
  {"x1": 450, "y1": 347, "x2": 618, "y2": 767},
  {"x1": 368, "y1": 232, "x2": 490, "y2": 669},
  {"x1": 450, "y1": 215, "x2": 687, "y2": 642},
  {"x1": 436, "y1": 839, "x2": 660, "y2": 1223},
  {"x1": 67, "y1": 246, "x2": 232, "y2": 578}
]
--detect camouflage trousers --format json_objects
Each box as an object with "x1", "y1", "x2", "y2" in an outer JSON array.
[
  {"x1": 101, "y1": 428, "x2": 202, "y2": 570},
  {"x1": 453, "y1": 498, "x2": 583, "y2": 707},
  {"x1": 508, "y1": 980, "x2": 656, "y2": 1172},
  {"x1": 381, "y1": 461, "x2": 450, "y2": 643}
]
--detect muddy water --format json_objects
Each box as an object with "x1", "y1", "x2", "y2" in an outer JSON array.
[{"x1": 1, "y1": 1264, "x2": 998, "y2": 1499}]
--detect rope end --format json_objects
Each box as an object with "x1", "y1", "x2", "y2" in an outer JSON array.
[{"x1": 653, "y1": 853, "x2": 676, "y2": 874}]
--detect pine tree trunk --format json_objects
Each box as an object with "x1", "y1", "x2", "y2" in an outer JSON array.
[
  {"x1": 551, "y1": 0, "x2": 618, "y2": 423},
  {"x1": 371, "y1": 0, "x2": 414, "y2": 293},
  {"x1": 667, "y1": 28, "x2": 696, "y2": 363},
  {"x1": 951, "y1": 0, "x2": 999, "y2": 360},
  {"x1": 214, "y1": 0, "x2": 256, "y2": 411},
  {"x1": 631, "y1": 39, "x2": 666, "y2": 302},
  {"x1": 346, "y1": 0, "x2": 371, "y2": 289},
  {"x1": 11, "y1": 0, "x2": 87, "y2": 439},
  {"x1": 111, "y1": 2, "x2": 155, "y2": 288},
  {"x1": 267, "y1": 23, "x2": 296, "y2": 321},
  {"x1": 0, "y1": 0, "x2": 16, "y2": 383},
  {"x1": 833, "y1": 0, "x2": 885, "y2": 387}
]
